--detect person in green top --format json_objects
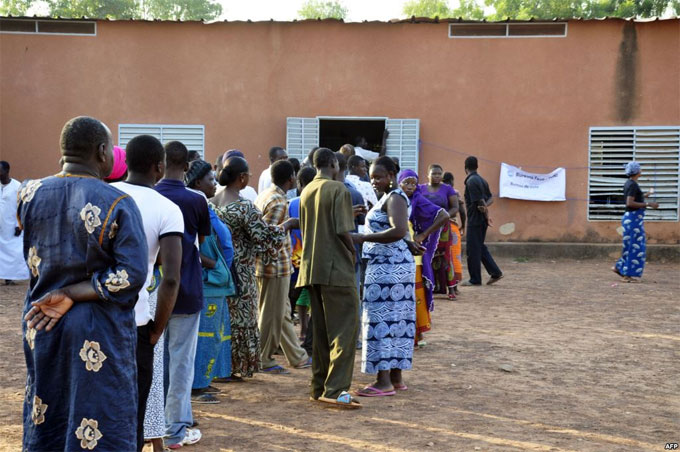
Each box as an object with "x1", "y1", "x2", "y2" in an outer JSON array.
[{"x1": 297, "y1": 148, "x2": 361, "y2": 409}]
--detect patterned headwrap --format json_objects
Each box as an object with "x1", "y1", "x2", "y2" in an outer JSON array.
[
  {"x1": 185, "y1": 159, "x2": 212, "y2": 187},
  {"x1": 398, "y1": 169, "x2": 419, "y2": 184},
  {"x1": 624, "y1": 161, "x2": 641, "y2": 176},
  {"x1": 105, "y1": 146, "x2": 127, "y2": 181}
]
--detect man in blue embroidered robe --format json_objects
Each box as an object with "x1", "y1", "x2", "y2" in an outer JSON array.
[{"x1": 19, "y1": 116, "x2": 148, "y2": 451}]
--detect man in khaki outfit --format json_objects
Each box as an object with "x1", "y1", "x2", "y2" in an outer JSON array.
[
  {"x1": 255, "y1": 160, "x2": 310, "y2": 373},
  {"x1": 297, "y1": 148, "x2": 361, "y2": 408}
]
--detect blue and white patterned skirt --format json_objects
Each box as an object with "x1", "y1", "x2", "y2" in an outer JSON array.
[
  {"x1": 361, "y1": 240, "x2": 416, "y2": 374},
  {"x1": 615, "y1": 209, "x2": 647, "y2": 278}
]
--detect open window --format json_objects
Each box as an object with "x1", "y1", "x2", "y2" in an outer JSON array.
[
  {"x1": 319, "y1": 117, "x2": 386, "y2": 154},
  {"x1": 286, "y1": 116, "x2": 420, "y2": 171}
]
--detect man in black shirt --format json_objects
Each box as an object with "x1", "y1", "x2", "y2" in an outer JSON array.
[{"x1": 463, "y1": 156, "x2": 503, "y2": 286}]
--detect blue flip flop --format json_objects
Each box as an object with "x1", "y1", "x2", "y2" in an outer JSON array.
[
  {"x1": 318, "y1": 391, "x2": 362, "y2": 409},
  {"x1": 260, "y1": 365, "x2": 290, "y2": 374}
]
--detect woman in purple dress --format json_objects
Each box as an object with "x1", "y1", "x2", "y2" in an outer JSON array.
[
  {"x1": 417, "y1": 164, "x2": 461, "y2": 299},
  {"x1": 399, "y1": 170, "x2": 450, "y2": 312}
]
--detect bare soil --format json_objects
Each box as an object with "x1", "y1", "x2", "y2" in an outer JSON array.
[{"x1": 1, "y1": 257, "x2": 678, "y2": 451}]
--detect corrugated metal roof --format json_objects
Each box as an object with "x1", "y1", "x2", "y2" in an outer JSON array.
[{"x1": 2, "y1": 14, "x2": 678, "y2": 24}]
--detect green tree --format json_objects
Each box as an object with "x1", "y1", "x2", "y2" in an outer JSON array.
[
  {"x1": 43, "y1": 0, "x2": 223, "y2": 20},
  {"x1": 402, "y1": 0, "x2": 452, "y2": 17},
  {"x1": 587, "y1": 0, "x2": 677, "y2": 17},
  {"x1": 142, "y1": 0, "x2": 222, "y2": 20},
  {"x1": 451, "y1": 0, "x2": 485, "y2": 19},
  {"x1": 449, "y1": 0, "x2": 679, "y2": 19},
  {"x1": 489, "y1": 0, "x2": 585, "y2": 19},
  {"x1": 0, "y1": 0, "x2": 34, "y2": 16},
  {"x1": 298, "y1": 0, "x2": 348, "y2": 19},
  {"x1": 46, "y1": 0, "x2": 139, "y2": 18}
]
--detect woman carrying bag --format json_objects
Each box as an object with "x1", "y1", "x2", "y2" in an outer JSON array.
[{"x1": 186, "y1": 160, "x2": 237, "y2": 403}]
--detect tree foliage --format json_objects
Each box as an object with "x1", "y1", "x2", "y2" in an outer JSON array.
[
  {"x1": 451, "y1": 0, "x2": 486, "y2": 19},
  {"x1": 46, "y1": 0, "x2": 138, "y2": 19},
  {"x1": 7, "y1": 0, "x2": 223, "y2": 20},
  {"x1": 298, "y1": 0, "x2": 348, "y2": 19},
  {"x1": 142, "y1": 0, "x2": 222, "y2": 20},
  {"x1": 0, "y1": 0, "x2": 35, "y2": 16},
  {"x1": 402, "y1": 0, "x2": 452, "y2": 17},
  {"x1": 450, "y1": 0, "x2": 680, "y2": 19}
]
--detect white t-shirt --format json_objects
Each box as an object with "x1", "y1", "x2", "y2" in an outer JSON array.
[
  {"x1": 258, "y1": 166, "x2": 272, "y2": 194},
  {"x1": 240, "y1": 185, "x2": 258, "y2": 203},
  {"x1": 354, "y1": 146, "x2": 380, "y2": 163},
  {"x1": 112, "y1": 182, "x2": 184, "y2": 326},
  {"x1": 346, "y1": 174, "x2": 379, "y2": 208}
]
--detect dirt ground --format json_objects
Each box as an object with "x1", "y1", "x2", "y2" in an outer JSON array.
[{"x1": 0, "y1": 257, "x2": 678, "y2": 451}]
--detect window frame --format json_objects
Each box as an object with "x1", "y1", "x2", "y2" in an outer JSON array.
[
  {"x1": 286, "y1": 116, "x2": 420, "y2": 172},
  {"x1": 0, "y1": 18, "x2": 97, "y2": 36},
  {"x1": 448, "y1": 22, "x2": 567, "y2": 39}
]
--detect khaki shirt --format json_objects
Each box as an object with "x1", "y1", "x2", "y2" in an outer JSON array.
[{"x1": 297, "y1": 174, "x2": 356, "y2": 287}]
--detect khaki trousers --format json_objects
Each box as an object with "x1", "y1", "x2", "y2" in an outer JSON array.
[
  {"x1": 257, "y1": 275, "x2": 308, "y2": 369},
  {"x1": 308, "y1": 284, "x2": 359, "y2": 400}
]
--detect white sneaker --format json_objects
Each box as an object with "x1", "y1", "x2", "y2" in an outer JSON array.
[
  {"x1": 183, "y1": 428, "x2": 202, "y2": 445},
  {"x1": 167, "y1": 428, "x2": 202, "y2": 449}
]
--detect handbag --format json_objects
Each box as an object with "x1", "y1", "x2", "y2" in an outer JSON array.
[{"x1": 201, "y1": 228, "x2": 237, "y2": 297}]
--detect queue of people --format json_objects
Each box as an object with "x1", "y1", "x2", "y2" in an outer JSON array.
[{"x1": 10, "y1": 115, "x2": 511, "y2": 451}]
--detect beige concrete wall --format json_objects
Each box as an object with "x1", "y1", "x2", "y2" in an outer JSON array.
[{"x1": 1, "y1": 19, "x2": 678, "y2": 242}]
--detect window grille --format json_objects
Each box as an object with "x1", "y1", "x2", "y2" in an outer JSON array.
[
  {"x1": 286, "y1": 118, "x2": 320, "y2": 162},
  {"x1": 449, "y1": 23, "x2": 566, "y2": 38},
  {"x1": 588, "y1": 127, "x2": 680, "y2": 221},
  {"x1": 0, "y1": 19, "x2": 96, "y2": 35},
  {"x1": 118, "y1": 124, "x2": 205, "y2": 158}
]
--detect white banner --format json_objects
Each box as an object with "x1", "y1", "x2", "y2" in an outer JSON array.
[{"x1": 499, "y1": 163, "x2": 566, "y2": 201}]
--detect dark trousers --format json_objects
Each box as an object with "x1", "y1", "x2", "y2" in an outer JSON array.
[
  {"x1": 302, "y1": 315, "x2": 313, "y2": 356},
  {"x1": 308, "y1": 284, "x2": 359, "y2": 399},
  {"x1": 466, "y1": 222, "x2": 502, "y2": 285},
  {"x1": 136, "y1": 322, "x2": 155, "y2": 451},
  {"x1": 289, "y1": 282, "x2": 302, "y2": 321}
]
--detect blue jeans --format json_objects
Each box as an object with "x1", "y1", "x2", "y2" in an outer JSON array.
[{"x1": 164, "y1": 312, "x2": 200, "y2": 446}]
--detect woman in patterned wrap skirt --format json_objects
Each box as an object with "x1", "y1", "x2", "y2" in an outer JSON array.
[
  {"x1": 353, "y1": 156, "x2": 424, "y2": 397},
  {"x1": 212, "y1": 155, "x2": 286, "y2": 378}
]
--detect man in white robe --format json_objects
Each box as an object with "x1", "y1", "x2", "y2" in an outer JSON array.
[{"x1": 0, "y1": 161, "x2": 29, "y2": 284}]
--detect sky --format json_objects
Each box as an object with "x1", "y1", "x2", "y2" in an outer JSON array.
[{"x1": 218, "y1": 0, "x2": 410, "y2": 22}]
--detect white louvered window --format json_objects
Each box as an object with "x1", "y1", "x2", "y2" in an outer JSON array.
[
  {"x1": 286, "y1": 117, "x2": 420, "y2": 171},
  {"x1": 286, "y1": 118, "x2": 319, "y2": 162},
  {"x1": 118, "y1": 124, "x2": 205, "y2": 158},
  {"x1": 385, "y1": 119, "x2": 420, "y2": 173},
  {"x1": 588, "y1": 126, "x2": 680, "y2": 221}
]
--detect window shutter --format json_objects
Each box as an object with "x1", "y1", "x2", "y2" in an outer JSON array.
[
  {"x1": 385, "y1": 119, "x2": 420, "y2": 173},
  {"x1": 589, "y1": 127, "x2": 679, "y2": 221},
  {"x1": 286, "y1": 117, "x2": 319, "y2": 162},
  {"x1": 118, "y1": 124, "x2": 205, "y2": 158}
]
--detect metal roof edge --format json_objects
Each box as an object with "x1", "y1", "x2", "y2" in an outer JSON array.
[{"x1": 2, "y1": 14, "x2": 679, "y2": 24}]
